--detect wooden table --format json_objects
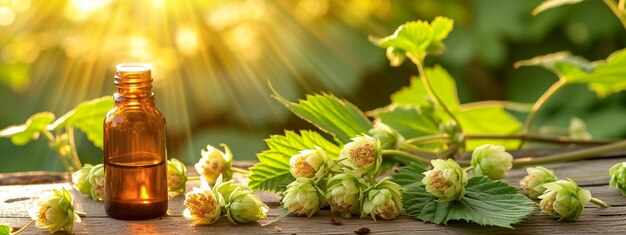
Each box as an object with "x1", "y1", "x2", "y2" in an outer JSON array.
[{"x1": 1, "y1": 155, "x2": 626, "y2": 234}]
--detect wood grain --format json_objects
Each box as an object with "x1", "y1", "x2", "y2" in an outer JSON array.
[{"x1": 1, "y1": 156, "x2": 625, "y2": 234}]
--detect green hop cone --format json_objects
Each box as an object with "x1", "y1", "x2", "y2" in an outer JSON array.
[
  {"x1": 282, "y1": 177, "x2": 327, "y2": 217},
  {"x1": 28, "y1": 188, "x2": 81, "y2": 233},
  {"x1": 470, "y1": 144, "x2": 513, "y2": 180},
  {"x1": 72, "y1": 164, "x2": 94, "y2": 196},
  {"x1": 195, "y1": 144, "x2": 233, "y2": 185},
  {"x1": 539, "y1": 179, "x2": 594, "y2": 221},
  {"x1": 361, "y1": 178, "x2": 402, "y2": 220},
  {"x1": 569, "y1": 117, "x2": 592, "y2": 140},
  {"x1": 368, "y1": 122, "x2": 404, "y2": 150},
  {"x1": 87, "y1": 163, "x2": 104, "y2": 201},
  {"x1": 289, "y1": 147, "x2": 333, "y2": 179},
  {"x1": 167, "y1": 158, "x2": 188, "y2": 196},
  {"x1": 183, "y1": 187, "x2": 221, "y2": 225},
  {"x1": 422, "y1": 159, "x2": 468, "y2": 202},
  {"x1": 225, "y1": 188, "x2": 269, "y2": 224},
  {"x1": 212, "y1": 174, "x2": 250, "y2": 208},
  {"x1": 326, "y1": 170, "x2": 369, "y2": 218},
  {"x1": 519, "y1": 166, "x2": 558, "y2": 199},
  {"x1": 609, "y1": 162, "x2": 626, "y2": 196},
  {"x1": 338, "y1": 135, "x2": 382, "y2": 176}
]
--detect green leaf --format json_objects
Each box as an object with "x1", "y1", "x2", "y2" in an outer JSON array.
[
  {"x1": 374, "y1": 106, "x2": 441, "y2": 139},
  {"x1": 518, "y1": 49, "x2": 626, "y2": 97},
  {"x1": 391, "y1": 163, "x2": 427, "y2": 188},
  {"x1": 514, "y1": 51, "x2": 594, "y2": 78},
  {"x1": 48, "y1": 96, "x2": 113, "y2": 149},
  {"x1": 391, "y1": 65, "x2": 460, "y2": 110},
  {"x1": 371, "y1": 17, "x2": 454, "y2": 64},
  {"x1": 248, "y1": 130, "x2": 340, "y2": 192},
  {"x1": 403, "y1": 176, "x2": 536, "y2": 228},
  {"x1": 0, "y1": 112, "x2": 55, "y2": 145},
  {"x1": 532, "y1": 0, "x2": 585, "y2": 16},
  {"x1": 271, "y1": 87, "x2": 372, "y2": 144},
  {"x1": 455, "y1": 104, "x2": 523, "y2": 150},
  {"x1": 0, "y1": 223, "x2": 12, "y2": 235}
]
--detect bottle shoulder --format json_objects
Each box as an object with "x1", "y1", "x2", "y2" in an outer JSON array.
[{"x1": 104, "y1": 105, "x2": 165, "y2": 126}]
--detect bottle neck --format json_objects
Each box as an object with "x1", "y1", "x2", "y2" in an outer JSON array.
[{"x1": 114, "y1": 64, "x2": 155, "y2": 104}]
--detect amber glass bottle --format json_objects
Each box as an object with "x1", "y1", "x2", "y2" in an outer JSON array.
[{"x1": 103, "y1": 63, "x2": 168, "y2": 220}]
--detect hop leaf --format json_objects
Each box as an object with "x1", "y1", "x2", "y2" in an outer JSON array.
[
  {"x1": 28, "y1": 188, "x2": 81, "y2": 233},
  {"x1": 370, "y1": 16, "x2": 454, "y2": 65},
  {"x1": 0, "y1": 112, "x2": 55, "y2": 145}
]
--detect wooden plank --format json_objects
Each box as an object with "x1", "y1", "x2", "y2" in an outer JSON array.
[{"x1": 1, "y1": 157, "x2": 625, "y2": 234}]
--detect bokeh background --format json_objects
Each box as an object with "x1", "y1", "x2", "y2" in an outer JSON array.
[{"x1": 1, "y1": 0, "x2": 626, "y2": 172}]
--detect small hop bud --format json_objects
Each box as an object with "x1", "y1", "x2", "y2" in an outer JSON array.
[
  {"x1": 609, "y1": 162, "x2": 626, "y2": 196},
  {"x1": 289, "y1": 147, "x2": 333, "y2": 179},
  {"x1": 519, "y1": 166, "x2": 558, "y2": 199},
  {"x1": 439, "y1": 121, "x2": 464, "y2": 144},
  {"x1": 326, "y1": 170, "x2": 369, "y2": 218},
  {"x1": 88, "y1": 164, "x2": 104, "y2": 201},
  {"x1": 539, "y1": 179, "x2": 591, "y2": 221},
  {"x1": 368, "y1": 122, "x2": 404, "y2": 150},
  {"x1": 470, "y1": 144, "x2": 513, "y2": 180},
  {"x1": 28, "y1": 188, "x2": 81, "y2": 233},
  {"x1": 72, "y1": 164, "x2": 94, "y2": 196},
  {"x1": 183, "y1": 188, "x2": 221, "y2": 225},
  {"x1": 361, "y1": 178, "x2": 403, "y2": 220},
  {"x1": 569, "y1": 117, "x2": 592, "y2": 140},
  {"x1": 339, "y1": 135, "x2": 382, "y2": 176},
  {"x1": 167, "y1": 158, "x2": 188, "y2": 196},
  {"x1": 195, "y1": 144, "x2": 233, "y2": 185},
  {"x1": 283, "y1": 178, "x2": 327, "y2": 217},
  {"x1": 422, "y1": 159, "x2": 468, "y2": 202},
  {"x1": 225, "y1": 188, "x2": 269, "y2": 224}
]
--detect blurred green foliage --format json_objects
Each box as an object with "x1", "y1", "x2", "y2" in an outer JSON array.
[{"x1": 1, "y1": 0, "x2": 625, "y2": 172}]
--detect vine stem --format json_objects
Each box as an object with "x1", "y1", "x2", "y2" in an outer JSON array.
[
  {"x1": 42, "y1": 129, "x2": 72, "y2": 173},
  {"x1": 403, "y1": 134, "x2": 450, "y2": 145},
  {"x1": 232, "y1": 167, "x2": 250, "y2": 175},
  {"x1": 382, "y1": 149, "x2": 432, "y2": 165},
  {"x1": 388, "y1": 139, "x2": 626, "y2": 168},
  {"x1": 459, "y1": 139, "x2": 626, "y2": 168},
  {"x1": 408, "y1": 55, "x2": 464, "y2": 135},
  {"x1": 604, "y1": 0, "x2": 626, "y2": 30},
  {"x1": 11, "y1": 219, "x2": 34, "y2": 235},
  {"x1": 466, "y1": 134, "x2": 613, "y2": 145},
  {"x1": 520, "y1": 79, "x2": 566, "y2": 148},
  {"x1": 590, "y1": 197, "x2": 609, "y2": 208},
  {"x1": 66, "y1": 126, "x2": 83, "y2": 170}
]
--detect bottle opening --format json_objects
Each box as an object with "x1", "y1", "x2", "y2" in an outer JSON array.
[{"x1": 116, "y1": 63, "x2": 152, "y2": 73}]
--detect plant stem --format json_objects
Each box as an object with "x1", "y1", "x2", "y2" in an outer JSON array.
[
  {"x1": 12, "y1": 219, "x2": 34, "y2": 235},
  {"x1": 403, "y1": 134, "x2": 450, "y2": 145},
  {"x1": 590, "y1": 197, "x2": 609, "y2": 208},
  {"x1": 187, "y1": 176, "x2": 200, "y2": 181},
  {"x1": 232, "y1": 167, "x2": 250, "y2": 175},
  {"x1": 461, "y1": 100, "x2": 533, "y2": 112},
  {"x1": 399, "y1": 143, "x2": 440, "y2": 155},
  {"x1": 458, "y1": 139, "x2": 626, "y2": 168},
  {"x1": 382, "y1": 149, "x2": 432, "y2": 165},
  {"x1": 604, "y1": 0, "x2": 626, "y2": 30},
  {"x1": 66, "y1": 126, "x2": 83, "y2": 170},
  {"x1": 76, "y1": 211, "x2": 87, "y2": 217},
  {"x1": 520, "y1": 79, "x2": 566, "y2": 148},
  {"x1": 409, "y1": 56, "x2": 464, "y2": 135},
  {"x1": 466, "y1": 134, "x2": 614, "y2": 145}
]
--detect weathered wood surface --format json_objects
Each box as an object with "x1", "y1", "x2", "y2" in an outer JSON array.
[{"x1": 1, "y1": 156, "x2": 626, "y2": 234}]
